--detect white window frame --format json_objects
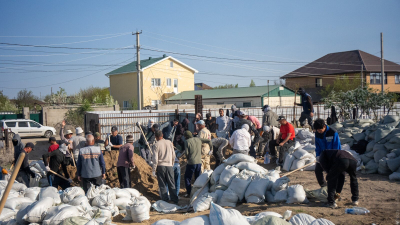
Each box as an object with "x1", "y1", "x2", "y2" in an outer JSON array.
[
  {"x1": 166, "y1": 78, "x2": 171, "y2": 87},
  {"x1": 370, "y1": 73, "x2": 387, "y2": 84},
  {"x1": 316, "y1": 78, "x2": 323, "y2": 87},
  {"x1": 170, "y1": 61, "x2": 173, "y2": 68},
  {"x1": 395, "y1": 74, "x2": 400, "y2": 84},
  {"x1": 123, "y1": 101, "x2": 130, "y2": 109},
  {"x1": 151, "y1": 78, "x2": 161, "y2": 87}
]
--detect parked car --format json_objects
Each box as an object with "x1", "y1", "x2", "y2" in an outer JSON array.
[{"x1": 0, "y1": 119, "x2": 56, "y2": 138}]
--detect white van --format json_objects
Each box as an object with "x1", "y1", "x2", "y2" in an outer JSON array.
[{"x1": 0, "y1": 119, "x2": 56, "y2": 138}]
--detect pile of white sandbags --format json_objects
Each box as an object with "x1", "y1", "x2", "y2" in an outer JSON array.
[
  {"x1": 189, "y1": 154, "x2": 308, "y2": 212},
  {"x1": 330, "y1": 115, "x2": 400, "y2": 180},
  {"x1": 151, "y1": 203, "x2": 336, "y2": 225},
  {"x1": 0, "y1": 180, "x2": 148, "y2": 225}
]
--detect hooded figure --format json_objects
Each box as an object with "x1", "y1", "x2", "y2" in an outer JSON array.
[
  {"x1": 229, "y1": 124, "x2": 251, "y2": 155},
  {"x1": 13, "y1": 134, "x2": 25, "y2": 160}
]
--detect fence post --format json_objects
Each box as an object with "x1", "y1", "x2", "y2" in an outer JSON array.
[
  {"x1": 353, "y1": 108, "x2": 356, "y2": 120},
  {"x1": 175, "y1": 109, "x2": 179, "y2": 120}
]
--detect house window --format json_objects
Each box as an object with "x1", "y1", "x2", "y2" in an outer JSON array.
[
  {"x1": 170, "y1": 62, "x2": 173, "y2": 68},
  {"x1": 166, "y1": 78, "x2": 171, "y2": 87},
  {"x1": 151, "y1": 78, "x2": 161, "y2": 87},
  {"x1": 316, "y1": 78, "x2": 323, "y2": 87},
  {"x1": 395, "y1": 75, "x2": 400, "y2": 84},
  {"x1": 370, "y1": 73, "x2": 387, "y2": 84},
  {"x1": 151, "y1": 100, "x2": 161, "y2": 105},
  {"x1": 123, "y1": 101, "x2": 131, "y2": 109},
  {"x1": 243, "y1": 102, "x2": 251, "y2": 107}
]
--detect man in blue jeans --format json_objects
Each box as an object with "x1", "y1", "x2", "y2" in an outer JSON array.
[{"x1": 173, "y1": 157, "x2": 180, "y2": 197}]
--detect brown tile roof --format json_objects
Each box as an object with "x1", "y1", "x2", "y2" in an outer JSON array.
[{"x1": 281, "y1": 50, "x2": 400, "y2": 79}]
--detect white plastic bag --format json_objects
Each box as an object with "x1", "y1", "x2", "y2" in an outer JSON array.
[
  {"x1": 209, "y1": 203, "x2": 250, "y2": 225},
  {"x1": 151, "y1": 200, "x2": 181, "y2": 213}
]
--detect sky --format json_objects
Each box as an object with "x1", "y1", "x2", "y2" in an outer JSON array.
[{"x1": 0, "y1": 1, "x2": 399, "y2": 99}]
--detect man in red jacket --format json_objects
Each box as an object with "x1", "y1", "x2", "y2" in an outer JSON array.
[{"x1": 268, "y1": 116, "x2": 296, "y2": 165}]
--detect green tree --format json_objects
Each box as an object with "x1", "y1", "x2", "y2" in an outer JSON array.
[
  {"x1": 249, "y1": 79, "x2": 256, "y2": 87},
  {"x1": 214, "y1": 84, "x2": 239, "y2": 89},
  {"x1": 15, "y1": 89, "x2": 39, "y2": 109},
  {"x1": 320, "y1": 75, "x2": 362, "y2": 98},
  {"x1": 65, "y1": 100, "x2": 93, "y2": 127},
  {"x1": 0, "y1": 91, "x2": 18, "y2": 112}
]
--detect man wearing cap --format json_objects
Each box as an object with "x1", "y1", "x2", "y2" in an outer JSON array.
[
  {"x1": 296, "y1": 87, "x2": 314, "y2": 127},
  {"x1": 152, "y1": 130, "x2": 178, "y2": 204},
  {"x1": 60, "y1": 120, "x2": 73, "y2": 146},
  {"x1": 117, "y1": 135, "x2": 135, "y2": 188},
  {"x1": 230, "y1": 124, "x2": 252, "y2": 155},
  {"x1": 48, "y1": 137, "x2": 59, "y2": 153},
  {"x1": 15, "y1": 142, "x2": 36, "y2": 187},
  {"x1": 181, "y1": 131, "x2": 212, "y2": 197},
  {"x1": 70, "y1": 127, "x2": 86, "y2": 162},
  {"x1": 106, "y1": 126, "x2": 123, "y2": 150},
  {"x1": 269, "y1": 116, "x2": 296, "y2": 165},
  {"x1": 197, "y1": 120, "x2": 212, "y2": 171},
  {"x1": 43, "y1": 143, "x2": 72, "y2": 190},
  {"x1": 77, "y1": 134, "x2": 106, "y2": 193}
]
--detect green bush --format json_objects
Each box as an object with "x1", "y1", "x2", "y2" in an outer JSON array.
[{"x1": 65, "y1": 101, "x2": 93, "y2": 127}]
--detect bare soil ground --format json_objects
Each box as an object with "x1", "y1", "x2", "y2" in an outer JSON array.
[{"x1": 20, "y1": 138, "x2": 400, "y2": 224}]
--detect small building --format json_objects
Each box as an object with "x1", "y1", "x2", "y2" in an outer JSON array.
[
  {"x1": 195, "y1": 83, "x2": 213, "y2": 90},
  {"x1": 165, "y1": 85, "x2": 299, "y2": 107},
  {"x1": 281, "y1": 50, "x2": 400, "y2": 101},
  {"x1": 106, "y1": 55, "x2": 198, "y2": 109}
]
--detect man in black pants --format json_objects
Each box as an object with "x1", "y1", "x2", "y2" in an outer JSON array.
[
  {"x1": 43, "y1": 144, "x2": 72, "y2": 190},
  {"x1": 15, "y1": 142, "x2": 36, "y2": 187},
  {"x1": 319, "y1": 149, "x2": 359, "y2": 208},
  {"x1": 269, "y1": 116, "x2": 296, "y2": 165}
]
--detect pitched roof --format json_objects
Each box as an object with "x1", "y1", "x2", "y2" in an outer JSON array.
[
  {"x1": 166, "y1": 85, "x2": 291, "y2": 101},
  {"x1": 281, "y1": 50, "x2": 400, "y2": 79},
  {"x1": 106, "y1": 55, "x2": 198, "y2": 76},
  {"x1": 194, "y1": 83, "x2": 213, "y2": 90}
]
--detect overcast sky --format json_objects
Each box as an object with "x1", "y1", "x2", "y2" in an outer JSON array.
[{"x1": 1, "y1": 0, "x2": 399, "y2": 98}]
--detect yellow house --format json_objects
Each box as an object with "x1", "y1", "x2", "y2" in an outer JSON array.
[{"x1": 106, "y1": 55, "x2": 198, "y2": 109}]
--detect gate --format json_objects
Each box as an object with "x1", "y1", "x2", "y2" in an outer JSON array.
[{"x1": 30, "y1": 113, "x2": 42, "y2": 123}]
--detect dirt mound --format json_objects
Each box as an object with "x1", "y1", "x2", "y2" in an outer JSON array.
[{"x1": 67, "y1": 151, "x2": 159, "y2": 201}]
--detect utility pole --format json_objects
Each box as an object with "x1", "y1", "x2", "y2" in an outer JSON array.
[
  {"x1": 267, "y1": 80, "x2": 270, "y2": 105},
  {"x1": 51, "y1": 87, "x2": 53, "y2": 95},
  {"x1": 361, "y1": 64, "x2": 364, "y2": 88},
  {"x1": 381, "y1": 32, "x2": 384, "y2": 93},
  {"x1": 133, "y1": 31, "x2": 142, "y2": 110}
]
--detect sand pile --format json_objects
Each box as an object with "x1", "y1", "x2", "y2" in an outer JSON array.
[{"x1": 67, "y1": 151, "x2": 159, "y2": 200}]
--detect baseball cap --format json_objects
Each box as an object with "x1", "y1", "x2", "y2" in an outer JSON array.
[
  {"x1": 277, "y1": 115, "x2": 286, "y2": 121},
  {"x1": 196, "y1": 120, "x2": 205, "y2": 125},
  {"x1": 66, "y1": 130, "x2": 73, "y2": 135},
  {"x1": 25, "y1": 142, "x2": 34, "y2": 150},
  {"x1": 111, "y1": 126, "x2": 118, "y2": 132},
  {"x1": 48, "y1": 137, "x2": 56, "y2": 143}
]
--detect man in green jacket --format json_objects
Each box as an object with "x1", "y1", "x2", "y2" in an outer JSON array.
[{"x1": 182, "y1": 130, "x2": 213, "y2": 197}]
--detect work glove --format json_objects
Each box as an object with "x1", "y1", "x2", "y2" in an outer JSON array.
[
  {"x1": 68, "y1": 178, "x2": 73, "y2": 183},
  {"x1": 129, "y1": 166, "x2": 135, "y2": 172},
  {"x1": 45, "y1": 166, "x2": 51, "y2": 172},
  {"x1": 136, "y1": 122, "x2": 141, "y2": 127}
]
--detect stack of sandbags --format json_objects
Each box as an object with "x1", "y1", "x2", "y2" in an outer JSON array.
[
  {"x1": 282, "y1": 148, "x2": 316, "y2": 172},
  {"x1": 265, "y1": 177, "x2": 308, "y2": 204}
]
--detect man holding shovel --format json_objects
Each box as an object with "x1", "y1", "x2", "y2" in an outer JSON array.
[{"x1": 43, "y1": 144, "x2": 73, "y2": 190}]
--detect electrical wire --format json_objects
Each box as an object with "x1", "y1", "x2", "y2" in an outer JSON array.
[{"x1": 0, "y1": 32, "x2": 131, "y2": 38}]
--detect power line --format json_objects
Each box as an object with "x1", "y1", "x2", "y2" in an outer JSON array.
[{"x1": 0, "y1": 32, "x2": 131, "y2": 38}]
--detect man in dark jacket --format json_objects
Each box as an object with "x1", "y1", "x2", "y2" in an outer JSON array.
[
  {"x1": 43, "y1": 144, "x2": 72, "y2": 190},
  {"x1": 314, "y1": 119, "x2": 342, "y2": 188},
  {"x1": 15, "y1": 142, "x2": 35, "y2": 187},
  {"x1": 319, "y1": 149, "x2": 359, "y2": 208},
  {"x1": 205, "y1": 113, "x2": 217, "y2": 134},
  {"x1": 296, "y1": 87, "x2": 314, "y2": 127},
  {"x1": 137, "y1": 121, "x2": 169, "y2": 164},
  {"x1": 12, "y1": 134, "x2": 25, "y2": 162}
]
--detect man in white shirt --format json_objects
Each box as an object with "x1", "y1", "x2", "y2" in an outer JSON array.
[
  {"x1": 216, "y1": 108, "x2": 231, "y2": 138},
  {"x1": 229, "y1": 124, "x2": 251, "y2": 155}
]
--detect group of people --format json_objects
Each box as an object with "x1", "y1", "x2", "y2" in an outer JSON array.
[{"x1": 12, "y1": 87, "x2": 359, "y2": 208}]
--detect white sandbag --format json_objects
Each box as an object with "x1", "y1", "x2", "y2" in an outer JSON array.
[
  {"x1": 223, "y1": 154, "x2": 256, "y2": 165},
  {"x1": 5, "y1": 197, "x2": 33, "y2": 210},
  {"x1": 378, "y1": 158, "x2": 392, "y2": 175},
  {"x1": 62, "y1": 187, "x2": 85, "y2": 203},
  {"x1": 42, "y1": 205, "x2": 71, "y2": 225},
  {"x1": 385, "y1": 142, "x2": 399, "y2": 150},
  {"x1": 287, "y1": 184, "x2": 307, "y2": 204},
  {"x1": 330, "y1": 122, "x2": 343, "y2": 130},
  {"x1": 290, "y1": 159, "x2": 307, "y2": 171},
  {"x1": 293, "y1": 148, "x2": 312, "y2": 160},
  {"x1": 209, "y1": 203, "x2": 250, "y2": 225},
  {"x1": 373, "y1": 143, "x2": 386, "y2": 152},
  {"x1": 69, "y1": 195, "x2": 93, "y2": 212},
  {"x1": 124, "y1": 188, "x2": 141, "y2": 198},
  {"x1": 91, "y1": 193, "x2": 115, "y2": 211},
  {"x1": 112, "y1": 188, "x2": 131, "y2": 199},
  {"x1": 85, "y1": 219, "x2": 99, "y2": 225},
  {"x1": 272, "y1": 176, "x2": 290, "y2": 191},
  {"x1": 11, "y1": 182, "x2": 27, "y2": 192},
  {"x1": 152, "y1": 220, "x2": 180, "y2": 225},
  {"x1": 310, "y1": 218, "x2": 335, "y2": 225},
  {"x1": 24, "y1": 187, "x2": 41, "y2": 201},
  {"x1": 235, "y1": 162, "x2": 267, "y2": 174},
  {"x1": 193, "y1": 193, "x2": 214, "y2": 212},
  {"x1": 130, "y1": 198, "x2": 151, "y2": 223},
  {"x1": 302, "y1": 144, "x2": 316, "y2": 153},
  {"x1": 374, "y1": 149, "x2": 388, "y2": 163},
  {"x1": 282, "y1": 154, "x2": 295, "y2": 172},
  {"x1": 360, "y1": 155, "x2": 373, "y2": 165},
  {"x1": 86, "y1": 184, "x2": 110, "y2": 200},
  {"x1": 384, "y1": 115, "x2": 399, "y2": 124},
  {"x1": 23, "y1": 197, "x2": 54, "y2": 223},
  {"x1": 375, "y1": 127, "x2": 394, "y2": 142},
  {"x1": 211, "y1": 164, "x2": 227, "y2": 184},
  {"x1": 346, "y1": 150, "x2": 362, "y2": 166},
  {"x1": 180, "y1": 215, "x2": 211, "y2": 225},
  {"x1": 191, "y1": 185, "x2": 209, "y2": 202},
  {"x1": 194, "y1": 170, "x2": 213, "y2": 188},
  {"x1": 274, "y1": 189, "x2": 288, "y2": 202},
  {"x1": 0, "y1": 208, "x2": 17, "y2": 222},
  {"x1": 219, "y1": 189, "x2": 238, "y2": 207},
  {"x1": 389, "y1": 172, "x2": 400, "y2": 181},
  {"x1": 256, "y1": 211, "x2": 283, "y2": 218},
  {"x1": 304, "y1": 161, "x2": 316, "y2": 171},
  {"x1": 92, "y1": 208, "x2": 112, "y2": 220},
  {"x1": 289, "y1": 213, "x2": 316, "y2": 225},
  {"x1": 352, "y1": 133, "x2": 366, "y2": 142},
  {"x1": 219, "y1": 165, "x2": 239, "y2": 187},
  {"x1": 298, "y1": 130, "x2": 314, "y2": 140},
  {"x1": 15, "y1": 202, "x2": 34, "y2": 224},
  {"x1": 214, "y1": 189, "x2": 224, "y2": 204},
  {"x1": 340, "y1": 138, "x2": 354, "y2": 147},
  {"x1": 265, "y1": 191, "x2": 275, "y2": 203},
  {"x1": 48, "y1": 206, "x2": 83, "y2": 225},
  {"x1": 342, "y1": 120, "x2": 355, "y2": 128},
  {"x1": 39, "y1": 186, "x2": 61, "y2": 205},
  {"x1": 228, "y1": 170, "x2": 252, "y2": 200},
  {"x1": 114, "y1": 198, "x2": 133, "y2": 210},
  {"x1": 151, "y1": 200, "x2": 182, "y2": 213},
  {"x1": 0, "y1": 189, "x2": 20, "y2": 200},
  {"x1": 29, "y1": 174, "x2": 42, "y2": 188},
  {"x1": 387, "y1": 156, "x2": 400, "y2": 172},
  {"x1": 245, "y1": 173, "x2": 271, "y2": 203},
  {"x1": 366, "y1": 140, "x2": 375, "y2": 152},
  {"x1": 363, "y1": 160, "x2": 378, "y2": 174}
]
